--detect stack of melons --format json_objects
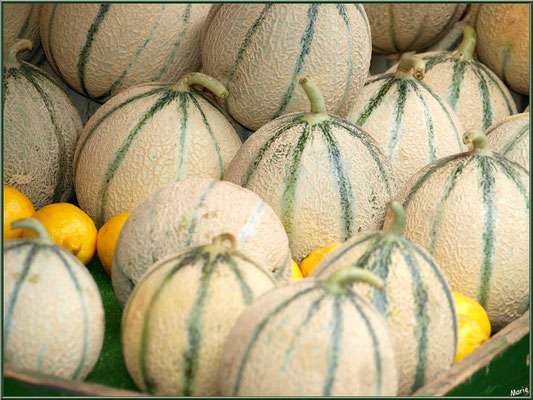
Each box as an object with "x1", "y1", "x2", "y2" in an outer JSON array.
[{"x1": 2, "y1": 2, "x2": 529, "y2": 397}]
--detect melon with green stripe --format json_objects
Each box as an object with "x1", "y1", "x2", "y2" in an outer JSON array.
[
  {"x1": 486, "y1": 112, "x2": 529, "y2": 171},
  {"x1": 122, "y1": 233, "x2": 276, "y2": 396},
  {"x1": 475, "y1": 4, "x2": 529, "y2": 95},
  {"x1": 112, "y1": 178, "x2": 292, "y2": 308},
  {"x1": 311, "y1": 202, "x2": 458, "y2": 396},
  {"x1": 363, "y1": 4, "x2": 466, "y2": 54},
  {"x1": 4, "y1": 40, "x2": 83, "y2": 210},
  {"x1": 4, "y1": 218, "x2": 104, "y2": 380},
  {"x1": 346, "y1": 56, "x2": 466, "y2": 189},
  {"x1": 3, "y1": 3, "x2": 42, "y2": 62},
  {"x1": 384, "y1": 130, "x2": 529, "y2": 331},
  {"x1": 40, "y1": 3, "x2": 211, "y2": 102},
  {"x1": 73, "y1": 72, "x2": 242, "y2": 227},
  {"x1": 225, "y1": 77, "x2": 397, "y2": 263},
  {"x1": 202, "y1": 3, "x2": 372, "y2": 131},
  {"x1": 391, "y1": 25, "x2": 517, "y2": 133},
  {"x1": 218, "y1": 267, "x2": 398, "y2": 396}
]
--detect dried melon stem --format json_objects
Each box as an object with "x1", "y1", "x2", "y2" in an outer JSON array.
[
  {"x1": 11, "y1": 218, "x2": 54, "y2": 245},
  {"x1": 299, "y1": 76, "x2": 331, "y2": 124},
  {"x1": 453, "y1": 25, "x2": 476, "y2": 61},
  {"x1": 4, "y1": 39, "x2": 33, "y2": 69},
  {"x1": 385, "y1": 201, "x2": 406, "y2": 238},
  {"x1": 463, "y1": 130, "x2": 491, "y2": 155},
  {"x1": 395, "y1": 56, "x2": 426, "y2": 80},
  {"x1": 208, "y1": 232, "x2": 238, "y2": 254},
  {"x1": 172, "y1": 72, "x2": 229, "y2": 99},
  {"x1": 322, "y1": 266, "x2": 385, "y2": 294}
]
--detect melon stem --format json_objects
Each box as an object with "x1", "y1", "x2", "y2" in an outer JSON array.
[
  {"x1": 385, "y1": 201, "x2": 405, "y2": 237},
  {"x1": 322, "y1": 266, "x2": 384, "y2": 295},
  {"x1": 4, "y1": 39, "x2": 33, "y2": 69},
  {"x1": 10, "y1": 218, "x2": 54, "y2": 245},
  {"x1": 463, "y1": 130, "x2": 491, "y2": 155},
  {"x1": 211, "y1": 233, "x2": 238, "y2": 253},
  {"x1": 299, "y1": 77, "x2": 326, "y2": 114},
  {"x1": 172, "y1": 72, "x2": 229, "y2": 99},
  {"x1": 395, "y1": 56, "x2": 426, "y2": 81},
  {"x1": 452, "y1": 25, "x2": 476, "y2": 61}
]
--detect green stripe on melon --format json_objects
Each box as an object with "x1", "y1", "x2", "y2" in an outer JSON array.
[
  {"x1": 3, "y1": 4, "x2": 42, "y2": 61},
  {"x1": 486, "y1": 113, "x2": 529, "y2": 171},
  {"x1": 218, "y1": 267, "x2": 398, "y2": 396},
  {"x1": 385, "y1": 131, "x2": 529, "y2": 331}
]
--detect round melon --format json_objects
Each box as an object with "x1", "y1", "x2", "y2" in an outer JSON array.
[
  {"x1": 524, "y1": 105, "x2": 529, "y2": 113},
  {"x1": 346, "y1": 56, "x2": 467, "y2": 189},
  {"x1": 4, "y1": 40, "x2": 83, "y2": 210},
  {"x1": 475, "y1": 4, "x2": 530, "y2": 95},
  {"x1": 311, "y1": 202, "x2": 458, "y2": 395},
  {"x1": 364, "y1": 4, "x2": 467, "y2": 54},
  {"x1": 3, "y1": 3, "x2": 42, "y2": 62},
  {"x1": 40, "y1": 3, "x2": 211, "y2": 102},
  {"x1": 486, "y1": 112, "x2": 529, "y2": 171},
  {"x1": 384, "y1": 131, "x2": 529, "y2": 331},
  {"x1": 218, "y1": 267, "x2": 398, "y2": 396},
  {"x1": 202, "y1": 3, "x2": 372, "y2": 131},
  {"x1": 122, "y1": 234, "x2": 276, "y2": 396},
  {"x1": 4, "y1": 218, "x2": 105, "y2": 380},
  {"x1": 73, "y1": 73, "x2": 242, "y2": 227},
  {"x1": 224, "y1": 77, "x2": 397, "y2": 263},
  {"x1": 396, "y1": 26, "x2": 517, "y2": 133},
  {"x1": 112, "y1": 177, "x2": 292, "y2": 308}
]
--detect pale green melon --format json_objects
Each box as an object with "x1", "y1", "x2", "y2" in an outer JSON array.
[
  {"x1": 122, "y1": 234, "x2": 276, "y2": 396},
  {"x1": 4, "y1": 40, "x2": 83, "y2": 210},
  {"x1": 4, "y1": 218, "x2": 105, "y2": 380},
  {"x1": 486, "y1": 113, "x2": 529, "y2": 171}
]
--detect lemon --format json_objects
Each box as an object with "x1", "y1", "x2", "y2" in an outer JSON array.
[
  {"x1": 3, "y1": 186, "x2": 35, "y2": 240},
  {"x1": 453, "y1": 292, "x2": 491, "y2": 363},
  {"x1": 299, "y1": 243, "x2": 340, "y2": 277},
  {"x1": 292, "y1": 260, "x2": 303, "y2": 280},
  {"x1": 23, "y1": 203, "x2": 97, "y2": 265},
  {"x1": 96, "y1": 212, "x2": 131, "y2": 275}
]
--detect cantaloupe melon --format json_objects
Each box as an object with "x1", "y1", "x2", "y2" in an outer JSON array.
[
  {"x1": 312, "y1": 202, "x2": 458, "y2": 395},
  {"x1": 4, "y1": 218, "x2": 105, "y2": 380},
  {"x1": 4, "y1": 39, "x2": 83, "y2": 210},
  {"x1": 346, "y1": 56, "x2": 466, "y2": 188},
  {"x1": 486, "y1": 113, "x2": 529, "y2": 171},
  {"x1": 225, "y1": 77, "x2": 397, "y2": 263},
  {"x1": 3, "y1": 3, "x2": 42, "y2": 62},
  {"x1": 202, "y1": 4, "x2": 372, "y2": 130},
  {"x1": 475, "y1": 4, "x2": 530, "y2": 95},
  {"x1": 73, "y1": 72, "x2": 242, "y2": 227},
  {"x1": 40, "y1": 4, "x2": 211, "y2": 101},
  {"x1": 364, "y1": 4, "x2": 466, "y2": 54},
  {"x1": 122, "y1": 234, "x2": 276, "y2": 396},
  {"x1": 396, "y1": 26, "x2": 517, "y2": 132},
  {"x1": 218, "y1": 267, "x2": 398, "y2": 396},
  {"x1": 384, "y1": 131, "x2": 529, "y2": 331},
  {"x1": 112, "y1": 178, "x2": 292, "y2": 308}
]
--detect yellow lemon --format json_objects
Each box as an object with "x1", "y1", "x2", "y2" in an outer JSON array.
[
  {"x1": 23, "y1": 203, "x2": 97, "y2": 265},
  {"x1": 3, "y1": 186, "x2": 35, "y2": 240},
  {"x1": 299, "y1": 243, "x2": 340, "y2": 277},
  {"x1": 96, "y1": 212, "x2": 131, "y2": 275},
  {"x1": 292, "y1": 260, "x2": 303, "y2": 280},
  {"x1": 453, "y1": 292, "x2": 491, "y2": 363}
]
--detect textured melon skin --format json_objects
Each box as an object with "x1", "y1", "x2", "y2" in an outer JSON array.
[
  {"x1": 346, "y1": 73, "x2": 466, "y2": 189},
  {"x1": 3, "y1": 4, "x2": 42, "y2": 62},
  {"x1": 475, "y1": 4, "x2": 530, "y2": 95},
  {"x1": 364, "y1": 4, "x2": 466, "y2": 54},
  {"x1": 122, "y1": 242, "x2": 276, "y2": 396},
  {"x1": 4, "y1": 59, "x2": 83, "y2": 210},
  {"x1": 311, "y1": 232, "x2": 458, "y2": 395},
  {"x1": 73, "y1": 82, "x2": 242, "y2": 227},
  {"x1": 202, "y1": 4, "x2": 372, "y2": 131},
  {"x1": 224, "y1": 113, "x2": 397, "y2": 263},
  {"x1": 4, "y1": 237, "x2": 105, "y2": 380},
  {"x1": 387, "y1": 51, "x2": 517, "y2": 133},
  {"x1": 40, "y1": 4, "x2": 211, "y2": 102},
  {"x1": 218, "y1": 279, "x2": 398, "y2": 396},
  {"x1": 384, "y1": 150, "x2": 529, "y2": 331},
  {"x1": 486, "y1": 113, "x2": 529, "y2": 171},
  {"x1": 112, "y1": 178, "x2": 292, "y2": 308}
]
